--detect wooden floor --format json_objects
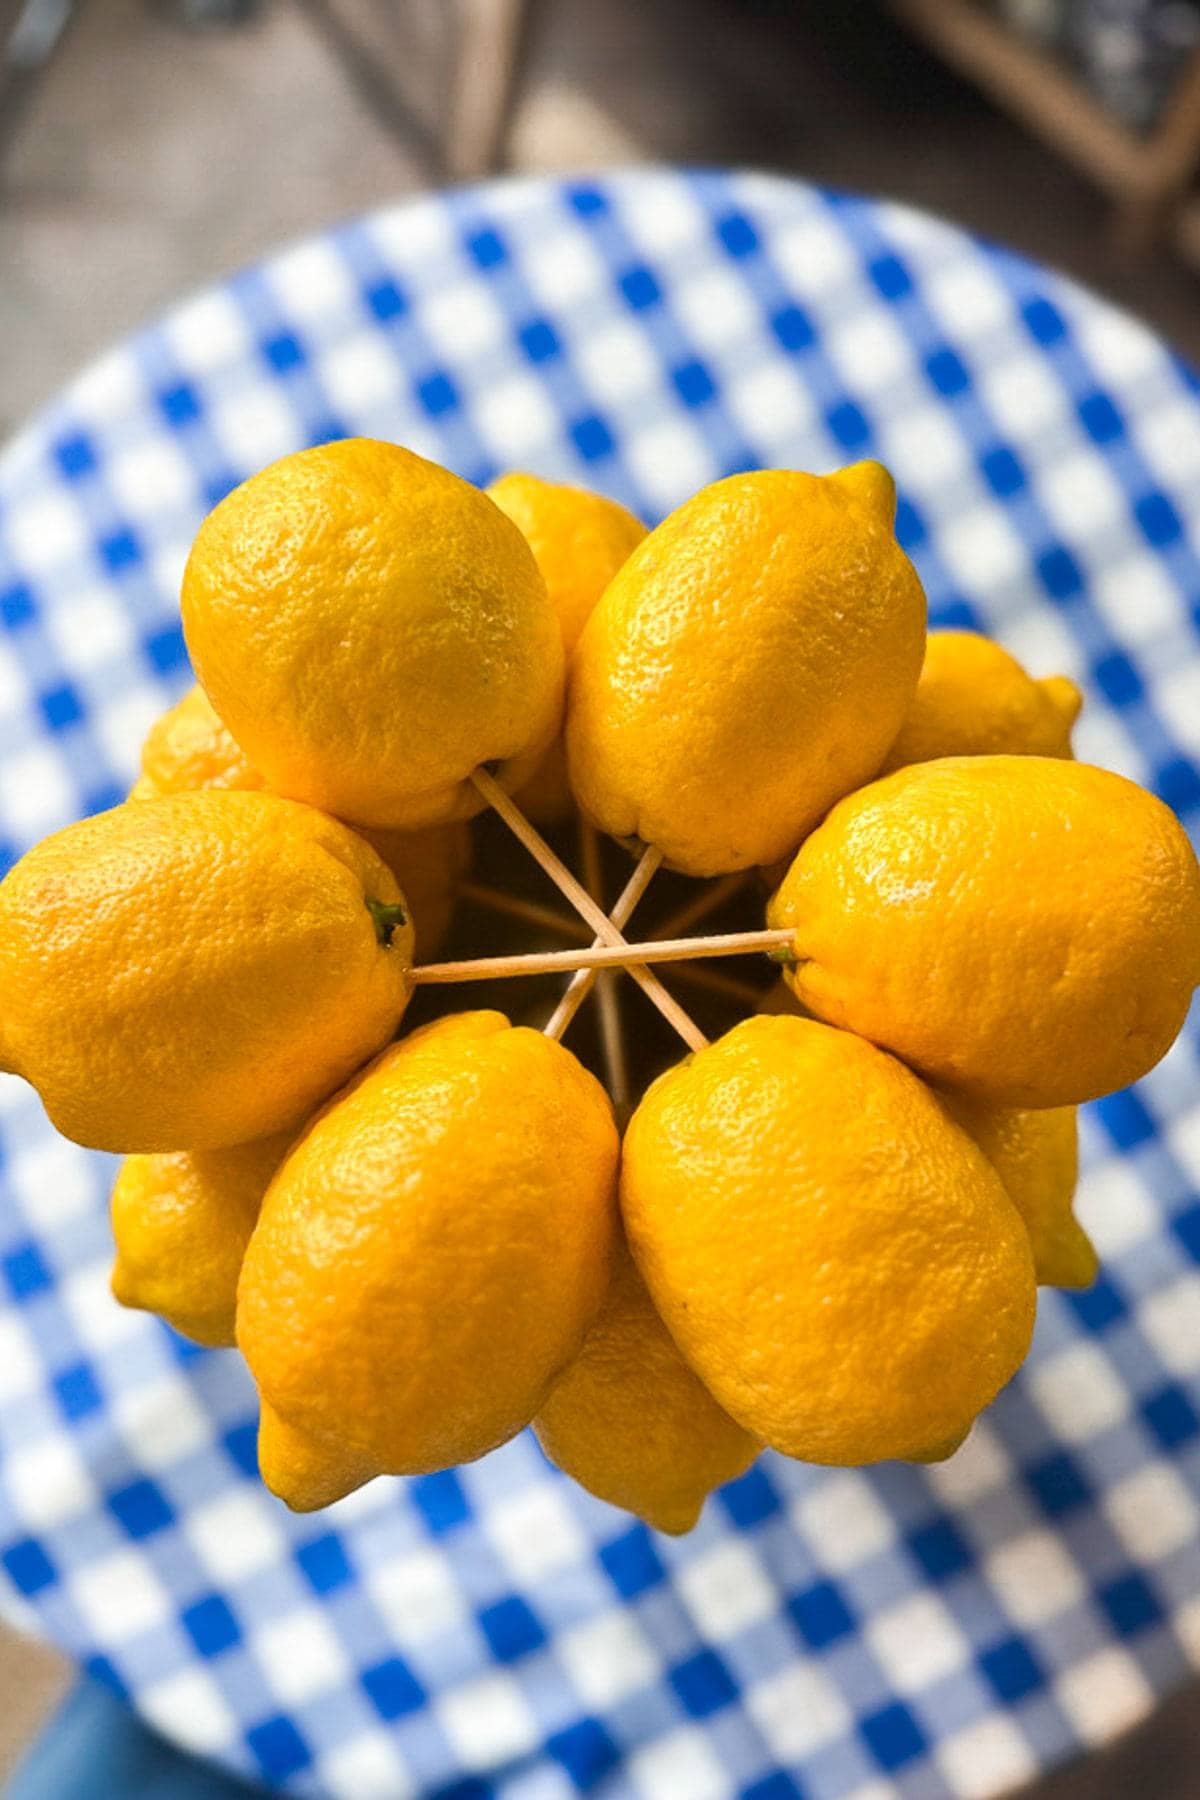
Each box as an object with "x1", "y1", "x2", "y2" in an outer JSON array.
[{"x1": 1, "y1": 0, "x2": 1198, "y2": 1789}]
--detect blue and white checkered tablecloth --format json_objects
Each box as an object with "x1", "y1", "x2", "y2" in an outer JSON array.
[{"x1": 0, "y1": 168, "x2": 1199, "y2": 1800}]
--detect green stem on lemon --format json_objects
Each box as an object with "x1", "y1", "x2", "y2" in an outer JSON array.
[{"x1": 366, "y1": 899, "x2": 408, "y2": 947}]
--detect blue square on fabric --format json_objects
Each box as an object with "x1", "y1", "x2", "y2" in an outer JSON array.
[
  {"x1": 1094, "y1": 1088, "x2": 1155, "y2": 1151},
  {"x1": 53, "y1": 432, "x2": 97, "y2": 480},
  {"x1": 1100, "y1": 1572, "x2": 1163, "y2": 1637},
  {"x1": 1093, "y1": 651, "x2": 1143, "y2": 707},
  {"x1": 980, "y1": 445, "x2": 1026, "y2": 498},
  {"x1": 0, "y1": 581, "x2": 36, "y2": 629},
  {"x1": 2, "y1": 1537, "x2": 56, "y2": 1596},
  {"x1": 788, "y1": 1579, "x2": 855, "y2": 1649},
  {"x1": 1135, "y1": 491, "x2": 1182, "y2": 547},
  {"x1": 1065, "y1": 1273, "x2": 1126, "y2": 1333},
  {"x1": 599, "y1": 1524, "x2": 664, "y2": 1598},
  {"x1": 1156, "y1": 754, "x2": 1200, "y2": 817},
  {"x1": 109, "y1": 1479, "x2": 174, "y2": 1540},
  {"x1": 183, "y1": 1595, "x2": 241, "y2": 1657},
  {"x1": 860, "y1": 1700, "x2": 927, "y2": 1771},
  {"x1": 85, "y1": 780, "x2": 125, "y2": 819},
  {"x1": 1028, "y1": 1450, "x2": 1091, "y2": 1517},
  {"x1": 86, "y1": 1654, "x2": 127, "y2": 1696},
  {"x1": 466, "y1": 227, "x2": 507, "y2": 270},
  {"x1": 925, "y1": 347, "x2": 970, "y2": 397},
  {"x1": 158, "y1": 383, "x2": 201, "y2": 427},
  {"x1": 436, "y1": 1781, "x2": 493, "y2": 1800},
  {"x1": 362, "y1": 1655, "x2": 425, "y2": 1721},
  {"x1": 670, "y1": 1647, "x2": 738, "y2": 1718},
  {"x1": 518, "y1": 317, "x2": 560, "y2": 364},
  {"x1": 717, "y1": 212, "x2": 759, "y2": 259},
  {"x1": 1022, "y1": 297, "x2": 1066, "y2": 345},
  {"x1": 771, "y1": 304, "x2": 814, "y2": 353},
  {"x1": 547, "y1": 1716, "x2": 620, "y2": 1789},
  {"x1": 247, "y1": 1716, "x2": 310, "y2": 1781},
  {"x1": 410, "y1": 1468, "x2": 470, "y2": 1535},
  {"x1": 980, "y1": 1635, "x2": 1044, "y2": 1703},
  {"x1": 930, "y1": 597, "x2": 984, "y2": 631},
  {"x1": 1078, "y1": 391, "x2": 1123, "y2": 444},
  {"x1": 306, "y1": 417, "x2": 348, "y2": 449},
  {"x1": 145, "y1": 623, "x2": 189, "y2": 676},
  {"x1": 907, "y1": 1516, "x2": 972, "y2": 1583},
  {"x1": 478, "y1": 1595, "x2": 546, "y2": 1663},
  {"x1": 673, "y1": 360, "x2": 716, "y2": 408},
  {"x1": 366, "y1": 278, "x2": 407, "y2": 323},
  {"x1": 825, "y1": 400, "x2": 870, "y2": 452},
  {"x1": 416, "y1": 371, "x2": 459, "y2": 418},
  {"x1": 204, "y1": 472, "x2": 239, "y2": 509},
  {"x1": 223, "y1": 1422, "x2": 259, "y2": 1478},
  {"x1": 100, "y1": 527, "x2": 142, "y2": 574},
  {"x1": 40, "y1": 682, "x2": 84, "y2": 732},
  {"x1": 894, "y1": 497, "x2": 927, "y2": 550},
  {"x1": 1036, "y1": 544, "x2": 1083, "y2": 600},
  {"x1": 296, "y1": 1533, "x2": 352, "y2": 1595},
  {"x1": 868, "y1": 253, "x2": 912, "y2": 300},
  {"x1": 1174, "y1": 1204, "x2": 1200, "y2": 1263},
  {"x1": 54, "y1": 1362, "x2": 102, "y2": 1420},
  {"x1": 1144, "y1": 1383, "x2": 1200, "y2": 1449},
  {"x1": 263, "y1": 332, "x2": 305, "y2": 374},
  {"x1": 720, "y1": 1462, "x2": 780, "y2": 1528},
  {"x1": 571, "y1": 414, "x2": 615, "y2": 462},
  {"x1": 3, "y1": 1241, "x2": 52, "y2": 1300},
  {"x1": 619, "y1": 266, "x2": 661, "y2": 311},
  {"x1": 567, "y1": 184, "x2": 608, "y2": 217},
  {"x1": 743, "y1": 1775, "x2": 804, "y2": 1800}
]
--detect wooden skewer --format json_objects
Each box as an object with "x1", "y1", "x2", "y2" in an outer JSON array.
[
  {"x1": 655, "y1": 872, "x2": 750, "y2": 938},
  {"x1": 470, "y1": 768, "x2": 707, "y2": 1051},
  {"x1": 544, "y1": 832, "x2": 660, "y2": 1049},
  {"x1": 413, "y1": 927, "x2": 794, "y2": 984},
  {"x1": 570, "y1": 823, "x2": 629, "y2": 1109},
  {"x1": 459, "y1": 881, "x2": 591, "y2": 944}
]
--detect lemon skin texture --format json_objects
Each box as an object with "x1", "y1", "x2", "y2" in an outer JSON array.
[
  {"x1": 488, "y1": 471, "x2": 647, "y2": 825},
  {"x1": 621, "y1": 1015, "x2": 1036, "y2": 1465},
  {"x1": 534, "y1": 1238, "x2": 758, "y2": 1534},
  {"x1": 565, "y1": 462, "x2": 926, "y2": 875},
  {"x1": 881, "y1": 629, "x2": 1081, "y2": 772},
  {"x1": 110, "y1": 1131, "x2": 293, "y2": 1347},
  {"x1": 943, "y1": 1095, "x2": 1096, "y2": 1289},
  {"x1": 181, "y1": 439, "x2": 564, "y2": 829},
  {"x1": 237, "y1": 1012, "x2": 619, "y2": 1501},
  {"x1": 0, "y1": 791, "x2": 414, "y2": 1152},
  {"x1": 770, "y1": 755, "x2": 1200, "y2": 1109}
]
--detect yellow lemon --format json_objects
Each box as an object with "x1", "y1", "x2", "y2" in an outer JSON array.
[
  {"x1": 0, "y1": 791, "x2": 413, "y2": 1151},
  {"x1": 769, "y1": 756, "x2": 1200, "y2": 1108},
  {"x1": 566, "y1": 462, "x2": 926, "y2": 875},
  {"x1": 534, "y1": 1237, "x2": 758, "y2": 1534},
  {"x1": 237, "y1": 1012, "x2": 619, "y2": 1508},
  {"x1": 942, "y1": 1095, "x2": 1096, "y2": 1289},
  {"x1": 110, "y1": 1132, "x2": 293, "y2": 1346},
  {"x1": 881, "y1": 629, "x2": 1081, "y2": 772},
  {"x1": 489, "y1": 471, "x2": 648, "y2": 826},
  {"x1": 621, "y1": 1015, "x2": 1036, "y2": 1464},
  {"x1": 181, "y1": 439, "x2": 564, "y2": 829}
]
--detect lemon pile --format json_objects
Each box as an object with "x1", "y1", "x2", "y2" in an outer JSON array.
[{"x1": 2, "y1": 438, "x2": 1198, "y2": 1537}]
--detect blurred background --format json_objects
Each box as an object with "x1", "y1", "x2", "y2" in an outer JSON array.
[{"x1": 2, "y1": 0, "x2": 1199, "y2": 1793}]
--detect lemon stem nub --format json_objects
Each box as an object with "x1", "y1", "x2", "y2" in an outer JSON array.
[{"x1": 367, "y1": 899, "x2": 408, "y2": 946}]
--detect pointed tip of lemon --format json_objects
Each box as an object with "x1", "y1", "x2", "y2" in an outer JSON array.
[
  {"x1": 909, "y1": 1419, "x2": 973, "y2": 1463},
  {"x1": 829, "y1": 460, "x2": 896, "y2": 522},
  {"x1": 258, "y1": 1402, "x2": 378, "y2": 1511},
  {"x1": 1039, "y1": 674, "x2": 1084, "y2": 732},
  {"x1": 1037, "y1": 1219, "x2": 1100, "y2": 1290}
]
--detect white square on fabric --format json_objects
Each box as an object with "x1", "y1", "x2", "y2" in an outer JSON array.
[
  {"x1": 573, "y1": 320, "x2": 659, "y2": 411},
  {"x1": 96, "y1": 688, "x2": 174, "y2": 788},
  {"x1": 1071, "y1": 709, "x2": 1146, "y2": 785},
  {"x1": 437, "y1": 1669, "x2": 539, "y2": 1768},
  {"x1": 321, "y1": 1731, "x2": 417, "y2": 1800},
  {"x1": 669, "y1": 268, "x2": 756, "y2": 355},
  {"x1": 984, "y1": 1529, "x2": 1085, "y2": 1629},
  {"x1": 70, "y1": 349, "x2": 147, "y2": 423},
  {"x1": 0, "y1": 742, "x2": 75, "y2": 840},
  {"x1": 165, "y1": 290, "x2": 254, "y2": 379},
  {"x1": 48, "y1": 588, "x2": 137, "y2": 678},
  {"x1": 1026, "y1": 1340, "x2": 1128, "y2": 1443},
  {"x1": 473, "y1": 374, "x2": 559, "y2": 465},
  {"x1": 139, "y1": 1665, "x2": 238, "y2": 1756},
  {"x1": 16, "y1": 1135, "x2": 97, "y2": 1231},
  {"x1": 674, "y1": 1539, "x2": 777, "y2": 1642},
  {"x1": 1077, "y1": 1159, "x2": 1158, "y2": 1260},
  {"x1": 257, "y1": 1610, "x2": 349, "y2": 1705},
  {"x1": 1132, "y1": 397, "x2": 1200, "y2": 489},
  {"x1": 269, "y1": 240, "x2": 357, "y2": 323},
  {"x1": 624, "y1": 418, "x2": 718, "y2": 516},
  {"x1": 725, "y1": 363, "x2": 818, "y2": 454},
  {"x1": 1076, "y1": 308, "x2": 1163, "y2": 388},
  {"x1": 371, "y1": 199, "x2": 454, "y2": 274},
  {"x1": 485, "y1": 1483, "x2": 588, "y2": 1584},
  {"x1": 421, "y1": 283, "x2": 507, "y2": 364},
  {"x1": 316, "y1": 337, "x2": 404, "y2": 423},
  {"x1": 209, "y1": 386, "x2": 303, "y2": 476},
  {"x1": 879, "y1": 405, "x2": 967, "y2": 491},
  {"x1": 522, "y1": 233, "x2": 607, "y2": 314},
  {"x1": 866, "y1": 1591, "x2": 968, "y2": 1692},
  {"x1": 621, "y1": 179, "x2": 708, "y2": 260},
  {"x1": 1154, "y1": 662, "x2": 1200, "y2": 758},
  {"x1": 978, "y1": 354, "x2": 1068, "y2": 442},
  {"x1": 1090, "y1": 556, "x2": 1182, "y2": 648},
  {"x1": 936, "y1": 1714, "x2": 1037, "y2": 1798},
  {"x1": 1038, "y1": 451, "x2": 1124, "y2": 541},
  {"x1": 1056, "y1": 1644, "x2": 1154, "y2": 1746},
  {"x1": 0, "y1": 1310, "x2": 39, "y2": 1406},
  {"x1": 1140, "y1": 1277, "x2": 1200, "y2": 1378},
  {"x1": 59, "y1": 1257, "x2": 143, "y2": 1355},
  {"x1": 792, "y1": 1471, "x2": 894, "y2": 1572},
  {"x1": 937, "y1": 504, "x2": 1028, "y2": 593},
  {"x1": 771, "y1": 215, "x2": 858, "y2": 300},
  {"x1": 188, "y1": 1490, "x2": 286, "y2": 1585},
  {"x1": 73, "y1": 1547, "x2": 171, "y2": 1638},
  {"x1": 827, "y1": 310, "x2": 914, "y2": 395},
  {"x1": 627, "y1": 1725, "x2": 728, "y2": 1800},
  {"x1": 744, "y1": 1658, "x2": 850, "y2": 1761},
  {"x1": 367, "y1": 1547, "x2": 466, "y2": 1645},
  {"x1": 927, "y1": 1423, "x2": 1011, "y2": 1508},
  {"x1": 110, "y1": 1373, "x2": 213, "y2": 1470},
  {"x1": 1103, "y1": 1465, "x2": 1199, "y2": 1563},
  {"x1": 926, "y1": 261, "x2": 1015, "y2": 343},
  {"x1": 558, "y1": 1607, "x2": 661, "y2": 1709},
  {"x1": 5, "y1": 1435, "x2": 95, "y2": 1530},
  {"x1": 107, "y1": 438, "x2": 197, "y2": 521},
  {"x1": 993, "y1": 607, "x2": 1084, "y2": 684}
]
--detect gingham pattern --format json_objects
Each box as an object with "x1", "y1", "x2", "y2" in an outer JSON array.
[{"x1": 0, "y1": 170, "x2": 1198, "y2": 1800}]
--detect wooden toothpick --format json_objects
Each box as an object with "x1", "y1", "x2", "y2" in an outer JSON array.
[
  {"x1": 543, "y1": 831, "x2": 660, "y2": 1050},
  {"x1": 572, "y1": 822, "x2": 629, "y2": 1109},
  {"x1": 413, "y1": 926, "x2": 794, "y2": 983}
]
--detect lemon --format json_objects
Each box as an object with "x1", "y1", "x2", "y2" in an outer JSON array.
[
  {"x1": 882, "y1": 629, "x2": 1081, "y2": 771},
  {"x1": 944, "y1": 1095, "x2": 1096, "y2": 1289}
]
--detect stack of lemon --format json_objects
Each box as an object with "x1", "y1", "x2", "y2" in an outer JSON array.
[{"x1": 2, "y1": 439, "x2": 1197, "y2": 1536}]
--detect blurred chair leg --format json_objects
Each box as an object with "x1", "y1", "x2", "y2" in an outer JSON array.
[
  {"x1": 0, "y1": 0, "x2": 78, "y2": 166},
  {"x1": 446, "y1": 0, "x2": 535, "y2": 178}
]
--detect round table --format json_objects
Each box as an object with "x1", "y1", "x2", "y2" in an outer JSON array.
[{"x1": 0, "y1": 169, "x2": 1198, "y2": 1800}]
